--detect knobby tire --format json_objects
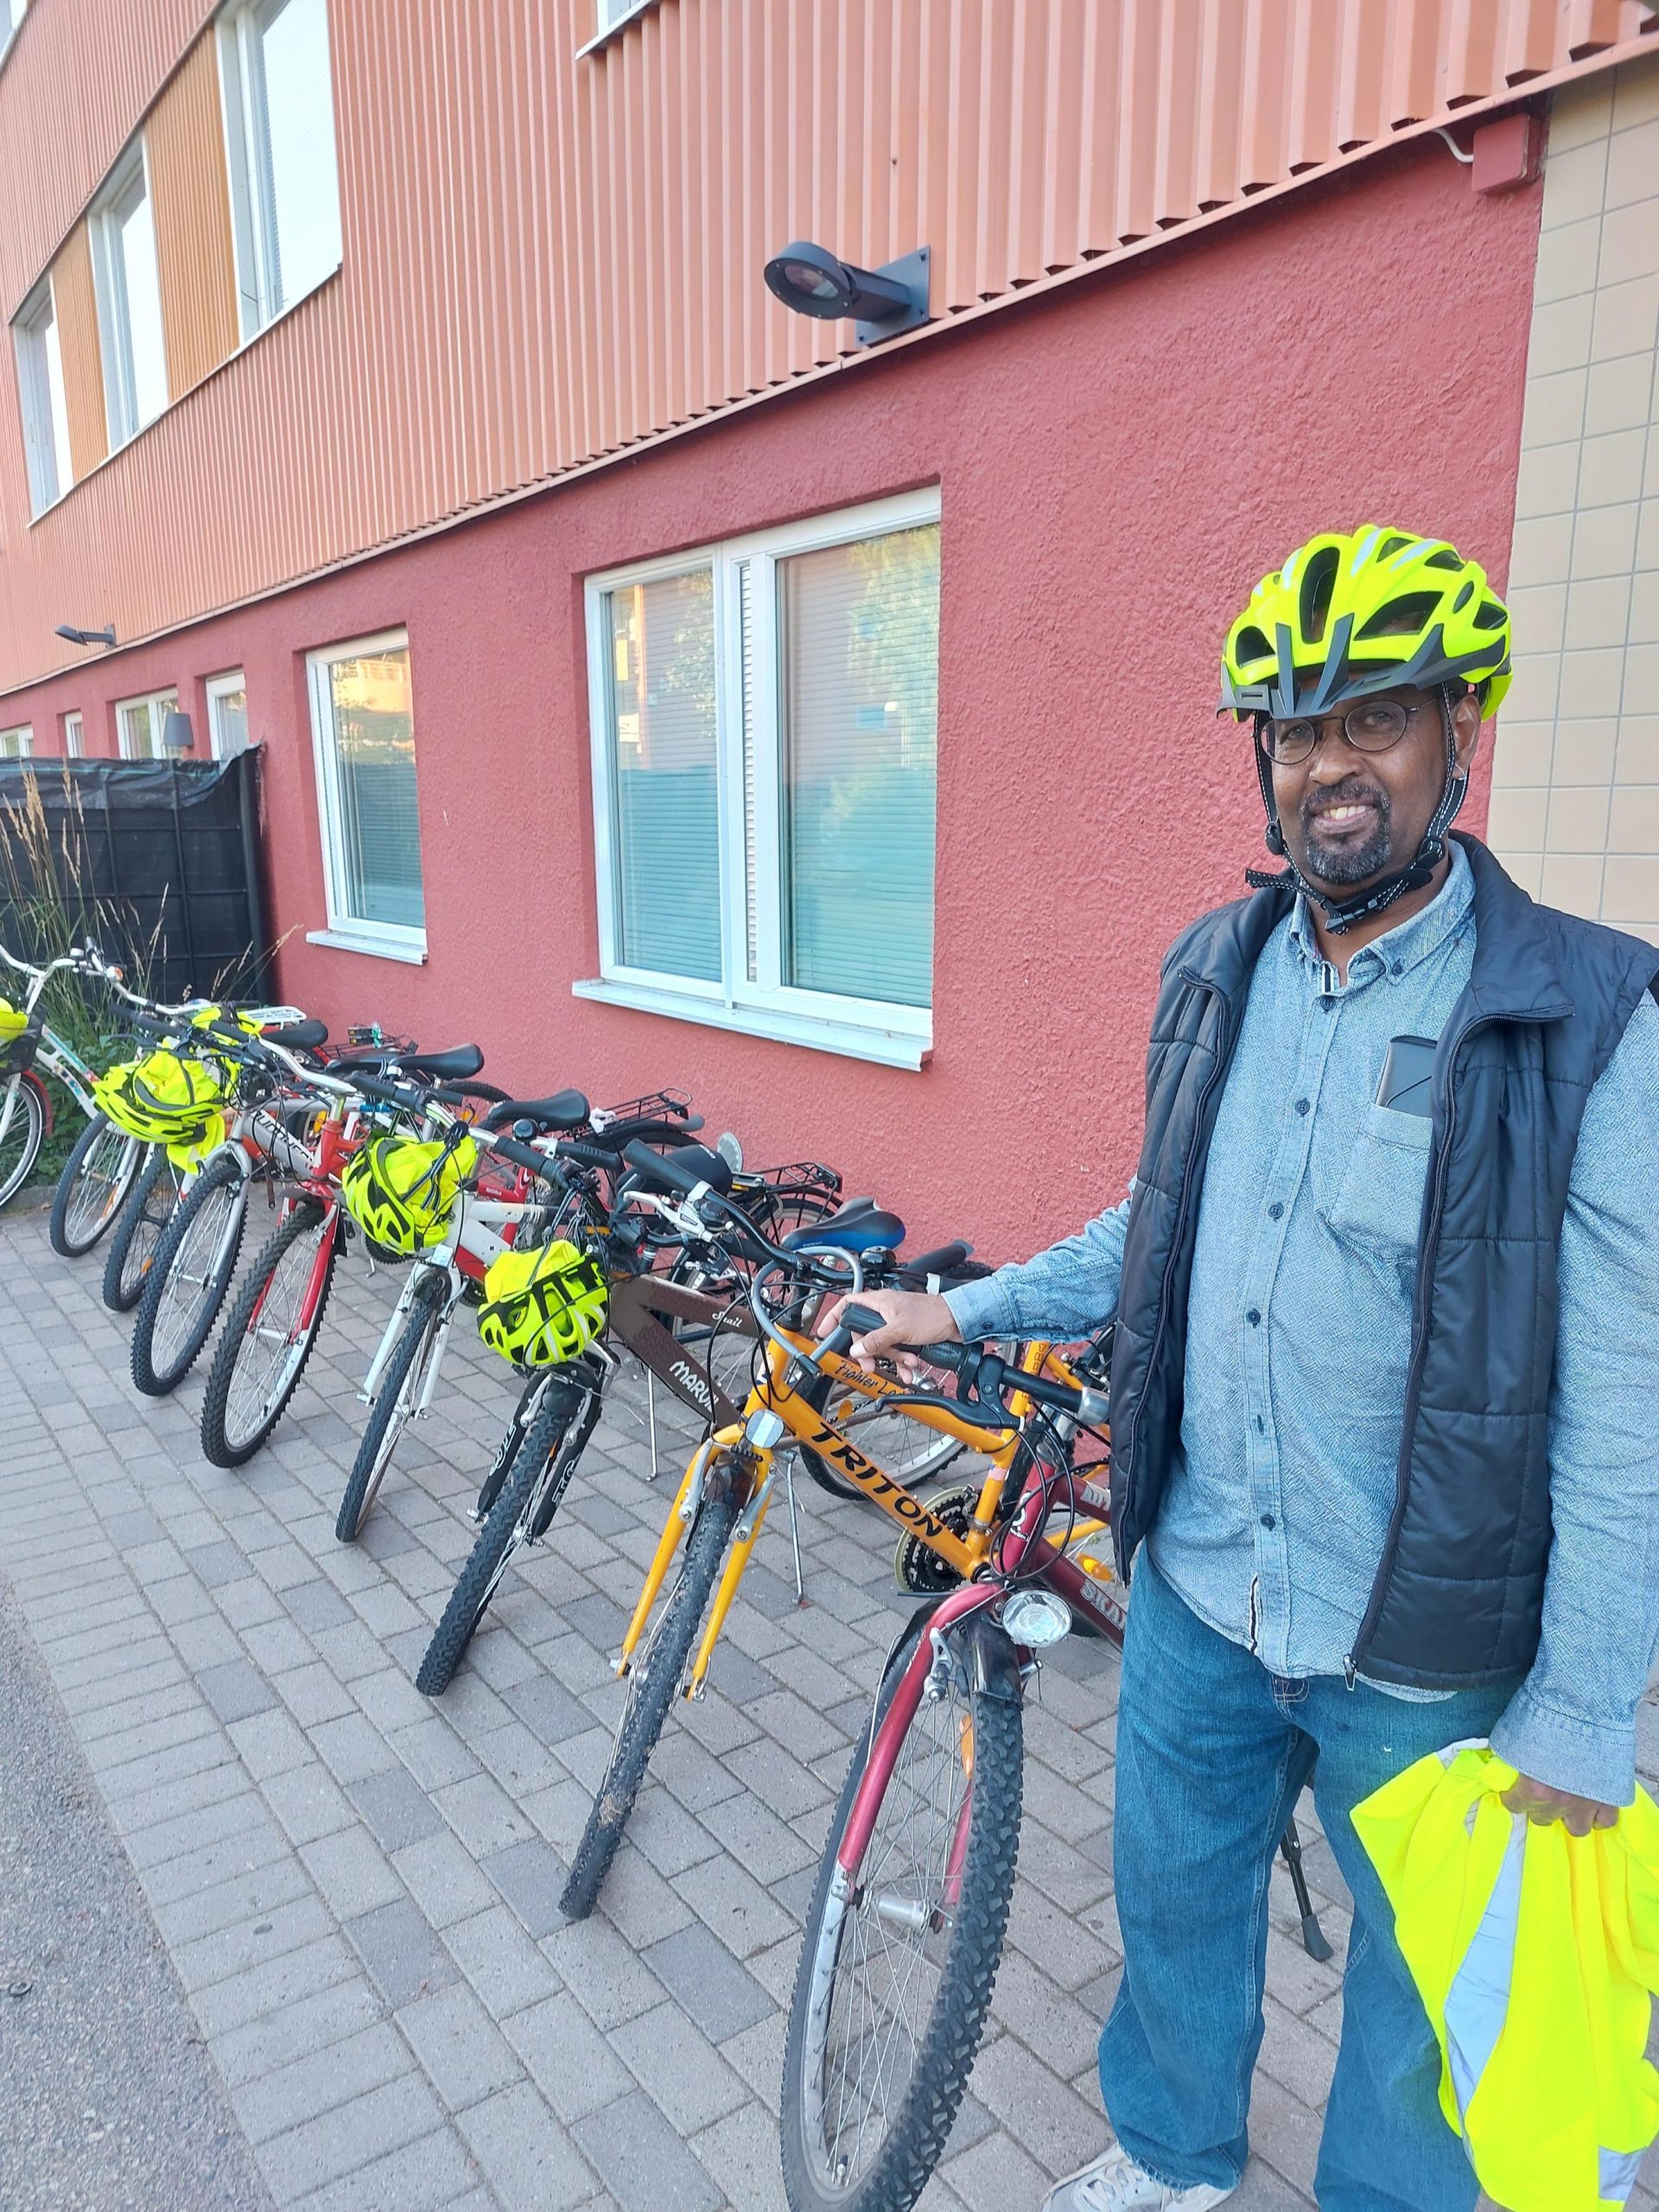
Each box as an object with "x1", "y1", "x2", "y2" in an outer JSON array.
[
  {"x1": 200, "y1": 1203, "x2": 334, "y2": 1468},
  {"x1": 336, "y1": 1281, "x2": 444, "y2": 1542},
  {"x1": 50, "y1": 1117, "x2": 143, "y2": 1257},
  {"x1": 130, "y1": 1153, "x2": 248, "y2": 1396},
  {"x1": 102, "y1": 1152, "x2": 179, "y2": 1313}
]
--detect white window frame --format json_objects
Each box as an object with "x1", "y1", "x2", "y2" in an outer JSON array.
[
  {"x1": 218, "y1": 0, "x2": 343, "y2": 342},
  {"x1": 0, "y1": 724, "x2": 34, "y2": 760},
  {"x1": 14, "y1": 277, "x2": 73, "y2": 514},
  {"x1": 206, "y1": 670, "x2": 249, "y2": 759},
  {"x1": 115, "y1": 688, "x2": 179, "y2": 760},
  {"x1": 62, "y1": 711, "x2": 84, "y2": 758},
  {"x1": 305, "y1": 627, "x2": 427, "y2": 964},
  {"x1": 578, "y1": 487, "x2": 940, "y2": 1069},
  {"x1": 1, "y1": 0, "x2": 29, "y2": 63},
  {"x1": 89, "y1": 142, "x2": 168, "y2": 449},
  {"x1": 578, "y1": 0, "x2": 659, "y2": 56}
]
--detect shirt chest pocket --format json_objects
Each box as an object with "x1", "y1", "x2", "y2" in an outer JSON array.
[{"x1": 1322, "y1": 1101, "x2": 1434, "y2": 1258}]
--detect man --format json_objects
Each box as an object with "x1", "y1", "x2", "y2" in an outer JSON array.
[{"x1": 842, "y1": 527, "x2": 1659, "y2": 2212}]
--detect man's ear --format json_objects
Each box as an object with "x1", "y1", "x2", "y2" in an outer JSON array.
[{"x1": 1452, "y1": 690, "x2": 1483, "y2": 772}]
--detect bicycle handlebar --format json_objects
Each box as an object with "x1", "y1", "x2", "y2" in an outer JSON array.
[{"x1": 831, "y1": 1302, "x2": 1110, "y2": 1428}]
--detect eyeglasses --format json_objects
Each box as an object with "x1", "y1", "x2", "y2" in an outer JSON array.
[{"x1": 1259, "y1": 697, "x2": 1428, "y2": 766}]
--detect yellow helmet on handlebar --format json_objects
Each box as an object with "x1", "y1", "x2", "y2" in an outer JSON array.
[
  {"x1": 340, "y1": 1132, "x2": 479, "y2": 1257},
  {"x1": 477, "y1": 1238, "x2": 608, "y2": 1368},
  {"x1": 93, "y1": 1048, "x2": 231, "y2": 1147},
  {"x1": 0, "y1": 997, "x2": 28, "y2": 1043}
]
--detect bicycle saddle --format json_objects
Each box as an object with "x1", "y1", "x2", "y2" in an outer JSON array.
[
  {"x1": 482, "y1": 1089, "x2": 591, "y2": 1134},
  {"x1": 263, "y1": 1018, "x2": 327, "y2": 1052},
  {"x1": 784, "y1": 1202, "x2": 906, "y2": 1252},
  {"x1": 583, "y1": 1112, "x2": 706, "y2": 1151},
  {"x1": 386, "y1": 1043, "x2": 484, "y2": 1082}
]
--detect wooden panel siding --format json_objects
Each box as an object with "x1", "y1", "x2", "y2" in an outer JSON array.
[
  {"x1": 147, "y1": 30, "x2": 240, "y2": 401},
  {"x1": 0, "y1": 0, "x2": 1656, "y2": 690}
]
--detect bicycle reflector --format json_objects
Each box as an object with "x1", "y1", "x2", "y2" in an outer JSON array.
[
  {"x1": 93, "y1": 1049, "x2": 230, "y2": 1147},
  {"x1": 340, "y1": 1133, "x2": 479, "y2": 1257},
  {"x1": 0, "y1": 997, "x2": 27, "y2": 1042},
  {"x1": 477, "y1": 1240, "x2": 608, "y2": 1368}
]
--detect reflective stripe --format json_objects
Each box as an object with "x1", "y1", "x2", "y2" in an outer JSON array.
[{"x1": 1443, "y1": 1813, "x2": 1526, "y2": 2122}]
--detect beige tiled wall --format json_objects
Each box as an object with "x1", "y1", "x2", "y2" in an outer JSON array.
[{"x1": 1491, "y1": 56, "x2": 1659, "y2": 947}]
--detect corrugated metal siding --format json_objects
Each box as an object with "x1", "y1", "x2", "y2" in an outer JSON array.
[
  {"x1": 0, "y1": 0, "x2": 1656, "y2": 692},
  {"x1": 48, "y1": 226, "x2": 106, "y2": 482},
  {"x1": 147, "y1": 30, "x2": 239, "y2": 400}
]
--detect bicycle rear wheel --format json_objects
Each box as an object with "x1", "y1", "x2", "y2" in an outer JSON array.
[
  {"x1": 130, "y1": 1154, "x2": 249, "y2": 1396},
  {"x1": 101, "y1": 1153, "x2": 184, "y2": 1313},
  {"x1": 50, "y1": 1116, "x2": 144, "y2": 1257},
  {"x1": 0, "y1": 1075, "x2": 46, "y2": 1210},
  {"x1": 780, "y1": 1618, "x2": 1024, "y2": 2212},
  {"x1": 337, "y1": 1277, "x2": 448, "y2": 1543},
  {"x1": 414, "y1": 1370, "x2": 600, "y2": 1693},
  {"x1": 200, "y1": 1202, "x2": 336, "y2": 1467},
  {"x1": 559, "y1": 1484, "x2": 743, "y2": 1921}
]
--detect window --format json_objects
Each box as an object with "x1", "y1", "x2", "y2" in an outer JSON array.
[
  {"x1": 14, "y1": 280, "x2": 72, "y2": 512},
  {"x1": 219, "y1": 0, "x2": 343, "y2": 339},
  {"x1": 582, "y1": 490, "x2": 941, "y2": 1066},
  {"x1": 1, "y1": 0, "x2": 29, "y2": 60},
  {"x1": 206, "y1": 671, "x2": 250, "y2": 758},
  {"x1": 0, "y1": 726, "x2": 33, "y2": 760},
  {"x1": 306, "y1": 632, "x2": 425, "y2": 959},
  {"x1": 116, "y1": 690, "x2": 178, "y2": 760},
  {"x1": 91, "y1": 147, "x2": 169, "y2": 448},
  {"x1": 579, "y1": 0, "x2": 659, "y2": 54},
  {"x1": 62, "y1": 711, "x2": 84, "y2": 758}
]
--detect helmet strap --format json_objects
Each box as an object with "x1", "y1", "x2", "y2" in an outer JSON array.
[{"x1": 1246, "y1": 688, "x2": 1465, "y2": 934}]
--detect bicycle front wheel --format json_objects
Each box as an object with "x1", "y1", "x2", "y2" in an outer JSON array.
[
  {"x1": 131, "y1": 1154, "x2": 248, "y2": 1396},
  {"x1": 200, "y1": 1203, "x2": 335, "y2": 1467},
  {"x1": 781, "y1": 1618, "x2": 1024, "y2": 2212},
  {"x1": 50, "y1": 1116, "x2": 144, "y2": 1257},
  {"x1": 0, "y1": 1075, "x2": 46, "y2": 1210},
  {"x1": 337, "y1": 1279, "x2": 447, "y2": 1543},
  {"x1": 414, "y1": 1370, "x2": 599, "y2": 1693},
  {"x1": 559, "y1": 1485, "x2": 743, "y2": 1921},
  {"x1": 101, "y1": 1153, "x2": 184, "y2": 1313}
]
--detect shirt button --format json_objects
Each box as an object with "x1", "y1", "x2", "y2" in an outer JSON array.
[
  {"x1": 1255, "y1": 1414, "x2": 1265, "y2": 1434},
  {"x1": 1247, "y1": 1308, "x2": 1262, "y2": 1326},
  {"x1": 1261, "y1": 1512, "x2": 1276, "y2": 1530},
  {"x1": 1268, "y1": 1202, "x2": 1284, "y2": 1220},
  {"x1": 1294, "y1": 1097, "x2": 1310, "y2": 1116},
  {"x1": 1391, "y1": 960, "x2": 1403, "y2": 976}
]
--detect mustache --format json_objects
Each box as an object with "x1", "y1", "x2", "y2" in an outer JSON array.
[{"x1": 1300, "y1": 779, "x2": 1390, "y2": 830}]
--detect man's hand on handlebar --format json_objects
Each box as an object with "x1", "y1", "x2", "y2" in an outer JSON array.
[{"x1": 816, "y1": 1288, "x2": 961, "y2": 1379}]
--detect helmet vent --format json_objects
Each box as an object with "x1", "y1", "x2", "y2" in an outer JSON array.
[
  {"x1": 1472, "y1": 599, "x2": 1508, "y2": 632},
  {"x1": 1235, "y1": 623, "x2": 1273, "y2": 665},
  {"x1": 1299, "y1": 545, "x2": 1340, "y2": 645},
  {"x1": 1357, "y1": 592, "x2": 1441, "y2": 639},
  {"x1": 1376, "y1": 534, "x2": 1412, "y2": 560},
  {"x1": 1423, "y1": 549, "x2": 1463, "y2": 571}
]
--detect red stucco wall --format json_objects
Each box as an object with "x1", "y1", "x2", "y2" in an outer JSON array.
[{"x1": 4, "y1": 142, "x2": 1541, "y2": 1260}]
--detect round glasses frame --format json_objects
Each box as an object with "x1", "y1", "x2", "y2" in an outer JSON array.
[{"x1": 1259, "y1": 697, "x2": 1428, "y2": 766}]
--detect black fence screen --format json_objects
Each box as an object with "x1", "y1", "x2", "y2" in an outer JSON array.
[{"x1": 0, "y1": 750, "x2": 269, "y2": 1003}]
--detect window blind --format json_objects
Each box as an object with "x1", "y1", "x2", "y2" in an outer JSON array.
[
  {"x1": 328, "y1": 652, "x2": 425, "y2": 931},
  {"x1": 779, "y1": 524, "x2": 939, "y2": 1008},
  {"x1": 608, "y1": 571, "x2": 721, "y2": 981}
]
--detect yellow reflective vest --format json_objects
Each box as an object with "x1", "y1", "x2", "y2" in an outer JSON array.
[{"x1": 1352, "y1": 1744, "x2": 1659, "y2": 2211}]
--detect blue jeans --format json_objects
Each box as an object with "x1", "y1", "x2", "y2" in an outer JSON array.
[{"x1": 1098, "y1": 1552, "x2": 1516, "y2": 2210}]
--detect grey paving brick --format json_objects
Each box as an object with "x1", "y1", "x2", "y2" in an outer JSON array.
[
  {"x1": 187, "y1": 1537, "x2": 251, "y2": 1588},
  {"x1": 396, "y1": 1980, "x2": 523, "y2": 2112},
  {"x1": 214, "y1": 1979, "x2": 389, "y2": 2090},
  {"x1": 193, "y1": 1931, "x2": 364, "y2": 2039},
  {"x1": 543, "y1": 1917, "x2": 667, "y2": 2032},
  {"x1": 197, "y1": 1656, "x2": 280, "y2": 1725},
  {"x1": 281, "y1": 1575, "x2": 357, "y2": 1633},
  {"x1": 301, "y1": 1822, "x2": 409, "y2": 1919},
  {"x1": 391, "y1": 1827, "x2": 499, "y2": 1931},
  {"x1": 610, "y1": 2001, "x2": 747, "y2": 2135},
  {"x1": 640, "y1": 1922, "x2": 772, "y2": 2044},
  {"x1": 442, "y1": 1905, "x2": 563, "y2": 2018},
  {"x1": 345, "y1": 1895, "x2": 459, "y2": 2009},
  {"x1": 255, "y1": 2069, "x2": 448, "y2": 2201},
  {"x1": 263, "y1": 1759, "x2": 359, "y2": 1849},
  {"x1": 500, "y1": 1988, "x2": 632, "y2": 2121},
  {"x1": 481, "y1": 1835, "x2": 571, "y2": 1939},
  {"x1": 287, "y1": 2124, "x2": 486, "y2": 2212},
  {"x1": 349, "y1": 1762, "x2": 444, "y2": 1851},
  {"x1": 686, "y1": 2101, "x2": 789, "y2": 2212},
  {"x1": 572, "y1": 2086, "x2": 722, "y2": 2212},
  {"x1": 172, "y1": 1893, "x2": 340, "y2": 1997},
  {"x1": 456, "y1": 2081, "x2": 601, "y2": 2211},
  {"x1": 431, "y1": 1770, "x2": 536, "y2": 1858}
]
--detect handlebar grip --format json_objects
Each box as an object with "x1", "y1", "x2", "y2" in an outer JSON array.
[
  {"x1": 492, "y1": 1135, "x2": 563, "y2": 1180},
  {"x1": 621, "y1": 1137, "x2": 705, "y2": 1196},
  {"x1": 349, "y1": 1071, "x2": 427, "y2": 1113},
  {"x1": 556, "y1": 1138, "x2": 621, "y2": 1173}
]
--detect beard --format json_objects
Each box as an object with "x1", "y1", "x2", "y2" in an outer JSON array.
[{"x1": 1297, "y1": 778, "x2": 1395, "y2": 886}]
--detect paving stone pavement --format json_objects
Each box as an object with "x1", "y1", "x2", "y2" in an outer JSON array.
[{"x1": 2, "y1": 1203, "x2": 1656, "y2": 2212}]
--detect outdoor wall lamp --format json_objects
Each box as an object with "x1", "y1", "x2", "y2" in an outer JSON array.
[
  {"x1": 160, "y1": 709, "x2": 195, "y2": 753},
  {"x1": 54, "y1": 623, "x2": 117, "y2": 649},
  {"x1": 763, "y1": 240, "x2": 931, "y2": 346}
]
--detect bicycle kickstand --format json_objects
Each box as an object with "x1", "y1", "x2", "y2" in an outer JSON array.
[
  {"x1": 1280, "y1": 1815, "x2": 1333, "y2": 1962},
  {"x1": 784, "y1": 1463, "x2": 805, "y2": 1605}
]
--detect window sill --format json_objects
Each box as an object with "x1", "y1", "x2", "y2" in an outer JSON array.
[
  {"x1": 305, "y1": 928, "x2": 428, "y2": 967},
  {"x1": 577, "y1": 0, "x2": 659, "y2": 57},
  {"x1": 572, "y1": 976, "x2": 930, "y2": 1070}
]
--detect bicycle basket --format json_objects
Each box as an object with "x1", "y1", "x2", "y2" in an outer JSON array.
[
  {"x1": 477, "y1": 1239, "x2": 608, "y2": 1368},
  {"x1": 93, "y1": 1049, "x2": 230, "y2": 1147},
  {"x1": 340, "y1": 1131, "x2": 478, "y2": 1256}
]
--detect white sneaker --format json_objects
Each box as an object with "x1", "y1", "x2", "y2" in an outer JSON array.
[{"x1": 1040, "y1": 2139, "x2": 1235, "y2": 2211}]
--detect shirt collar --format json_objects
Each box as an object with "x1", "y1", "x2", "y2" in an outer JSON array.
[{"x1": 1287, "y1": 839, "x2": 1474, "y2": 986}]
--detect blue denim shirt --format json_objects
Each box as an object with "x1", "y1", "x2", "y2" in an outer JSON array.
[{"x1": 945, "y1": 846, "x2": 1659, "y2": 1804}]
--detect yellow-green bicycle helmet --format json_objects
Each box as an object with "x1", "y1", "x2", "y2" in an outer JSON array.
[
  {"x1": 93, "y1": 1048, "x2": 230, "y2": 1147},
  {"x1": 1219, "y1": 526, "x2": 1513, "y2": 931},
  {"x1": 477, "y1": 1239, "x2": 608, "y2": 1369},
  {"x1": 340, "y1": 1132, "x2": 478, "y2": 1257}
]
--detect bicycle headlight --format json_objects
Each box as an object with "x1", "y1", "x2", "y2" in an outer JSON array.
[{"x1": 1001, "y1": 1590, "x2": 1072, "y2": 1649}]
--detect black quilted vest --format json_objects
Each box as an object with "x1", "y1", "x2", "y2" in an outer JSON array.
[{"x1": 1107, "y1": 834, "x2": 1659, "y2": 1688}]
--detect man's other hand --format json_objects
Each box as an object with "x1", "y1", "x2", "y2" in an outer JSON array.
[
  {"x1": 816, "y1": 1288, "x2": 962, "y2": 1377},
  {"x1": 1501, "y1": 1771, "x2": 1621, "y2": 1836}
]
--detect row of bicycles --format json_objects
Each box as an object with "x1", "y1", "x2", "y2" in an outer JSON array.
[{"x1": 0, "y1": 938, "x2": 1303, "y2": 2212}]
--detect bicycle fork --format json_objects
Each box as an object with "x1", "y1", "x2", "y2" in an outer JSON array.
[{"x1": 614, "y1": 1429, "x2": 778, "y2": 1698}]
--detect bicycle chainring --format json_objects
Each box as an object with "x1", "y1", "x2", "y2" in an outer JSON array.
[{"x1": 893, "y1": 1484, "x2": 979, "y2": 1596}]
